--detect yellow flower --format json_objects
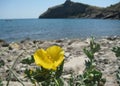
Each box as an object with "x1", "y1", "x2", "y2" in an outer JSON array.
[{"x1": 33, "y1": 45, "x2": 64, "y2": 70}]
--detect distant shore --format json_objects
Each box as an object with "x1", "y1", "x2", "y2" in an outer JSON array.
[
  {"x1": 0, "y1": 37, "x2": 120, "y2": 86},
  {"x1": 1, "y1": 35, "x2": 120, "y2": 43}
]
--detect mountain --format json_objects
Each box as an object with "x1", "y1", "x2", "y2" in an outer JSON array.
[
  {"x1": 101, "y1": 2, "x2": 120, "y2": 19},
  {"x1": 39, "y1": 0, "x2": 120, "y2": 19}
]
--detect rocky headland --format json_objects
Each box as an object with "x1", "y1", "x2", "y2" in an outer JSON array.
[
  {"x1": 39, "y1": 0, "x2": 120, "y2": 19},
  {"x1": 0, "y1": 37, "x2": 120, "y2": 86}
]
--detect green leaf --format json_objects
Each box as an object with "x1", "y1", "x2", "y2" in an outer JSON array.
[
  {"x1": 83, "y1": 69, "x2": 103, "y2": 85},
  {"x1": 24, "y1": 69, "x2": 35, "y2": 84},
  {"x1": 90, "y1": 38, "x2": 100, "y2": 54},
  {"x1": 0, "y1": 79, "x2": 3, "y2": 86},
  {"x1": 56, "y1": 78, "x2": 64, "y2": 86},
  {"x1": 33, "y1": 67, "x2": 51, "y2": 82},
  {"x1": 117, "y1": 73, "x2": 120, "y2": 79},
  {"x1": 55, "y1": 60, "x2": 64, "y2": 79},
  {"x1": 112, "y1": 46, "x2": 120, "y2": 57},
  {"x1": 85, "y1": 60, "x2": 91, "y2": 70},
  {"x1": 92, "y1": 69, "x2": 102, "y2": 81},
  {"x1": 21, "y1": 55, "x2": 35, "y2": 65},
  {"x1": 83, "y1": 48, "x2": 94, "y2": 61},
  {"x1": 82, "y1": 37, "x2": 105, "y2": 86},
  {"x1": 0, "y1": 60, "x2": 5, "y2": 67}
]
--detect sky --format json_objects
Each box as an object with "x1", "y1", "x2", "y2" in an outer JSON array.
[{"x1": 0, "y1": 0, "x2": 119, "y2": 19}]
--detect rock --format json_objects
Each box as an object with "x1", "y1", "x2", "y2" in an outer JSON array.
[
  {"x1": 9, "y1": 42, "x2": 20, "y2": 50},
  {"x1": 1, "y1": 43, "x2": 9, "y2": 47},
  {"x1": 103, "y1": 59, "x2": 110, "y2": 64},
  {"x1": 0, "y1": 39, "x2": 7, "y2": 47},
  {"x1": 64, "y1": 56, "x2": 88, "y2": 74},
  {"x1": 20, "y1": 38, "x2": 30, "y2": 43},
  {"x1": 55, "y1": 39, "x2": 64, "y2": 43},
  {"x1": 33, "y1": 40, "x2": 44, "y2": 44},
  {"x1": 106, "y1": 36, "x2": 117, "y2": 41},
  {"x1": 0, "y1": 39, "x2": 5, "y2": 43},
  {"x1": 65, "y1": 52, "x2": 71, "y2": 58},
  {"x1": 7, "y1": 59, "x2": 12, "y2": 62}
]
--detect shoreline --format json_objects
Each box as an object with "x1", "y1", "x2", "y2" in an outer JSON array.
[
  {"x1": 1, "y1": 35, "x2": 120, "y2": 43},
  {"x1": 0, "y1": 37, "x2": 120, "y2": 86}
]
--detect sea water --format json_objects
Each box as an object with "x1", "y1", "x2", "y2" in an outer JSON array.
[{"x1": 0, "y1": 19, "x2": 120, "y2": 42}]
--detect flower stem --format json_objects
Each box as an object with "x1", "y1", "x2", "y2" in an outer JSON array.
[{"x1": 54, "y1": 78, "x2": 59, "y2": 86}]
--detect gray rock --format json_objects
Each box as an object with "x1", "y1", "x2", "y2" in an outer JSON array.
[{"x1": 64, "y1": 56, "x2": 88, "y2": 75}]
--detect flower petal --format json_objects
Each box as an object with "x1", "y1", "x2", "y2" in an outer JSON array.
[
  {"x1": 33, "y1": 49, "x2": 53, "y2": 69},
  {"x1": 46, "y1": 46, "x2": 64, "y2": 68},
  {"x1": 53, "y1": 52, "x2": 64, "y2": 68}
]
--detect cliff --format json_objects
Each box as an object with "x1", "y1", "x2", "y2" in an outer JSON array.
[
  {"x1": 39, "y1": 1, "x2": 120, "y2": 19},
  {"x1": 101, "y1": 2, "x2": 120, "y2": 19}
]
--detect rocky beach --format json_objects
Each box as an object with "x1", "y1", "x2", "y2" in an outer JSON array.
[{"x1": 0, "y1": 37, "x2": 120, "y2": 86}]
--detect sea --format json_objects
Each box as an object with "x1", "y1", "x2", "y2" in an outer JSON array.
[{"x1": 0, "y1": 19, "x2": 120, "y2": 42}]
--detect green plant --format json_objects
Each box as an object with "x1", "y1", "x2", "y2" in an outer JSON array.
[
  {"x1": 112, "y1": 46, "x2": 120, "y2": 85},
  {"x1": 0, "y1": 79, "x2": 3, "y2": 86},
  {"x1": 68, "y1": 37, "x2": 105, "y2": 86},
  {"x1": 112, "y1": 46, "x2": 120, "y2": 57},
  {"x1": 21, "y1": 56, "x2": 34, "y2": 65},
  {"x1": 0, "y1": 59, "x2": 5, "y2": 86},
  {"x1": 21, "y1": 46, "x2": 65, "y2": 86},
  {"x1": 21, "y1": 56, "x2": 64, "y2": 86},
  {"x1": 0, "y1": 59, "x2": 5, "y2": 68},
  {"x1": 117, "y1": 67, "x2": 120, "y2": 85},
  {"x1": 83, "y1": 38, "x2": 105, "y2": 86}
]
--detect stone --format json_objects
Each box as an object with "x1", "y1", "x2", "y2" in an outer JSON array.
[
  {"x1": 9, "y1": 42, "x2": 20, "y2": 50},
  {"x1": 2, "y1": 43, "x2": 9, "y2": 47},
  {"x1": 64, "y1": 56, "x2": 88, "y2": 74},
  {"x1": 65, "y1": 52, "x2": 71, "y2": 58}
]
